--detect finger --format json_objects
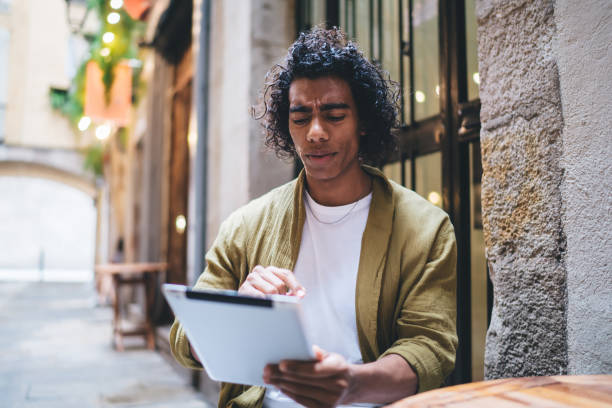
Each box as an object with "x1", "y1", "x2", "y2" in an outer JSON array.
[
  {"x1": 280, "y1": 354, "x2": 347, "y2": 378},
  {"x1": 238, "y1": 266, "x2": 267, "y2": 296},
  {"x1": 267, "y1": 267, "x2": 306, "y2": 297},
  {"x1": 267, "y1": 364, "x2": 333, "y2": 388},
  {"x1": 243, "y1": 267, "x2": 285, "y2": 295},
  {"x1": 313, "y1": 345, "x2": 328, "y2": 361},
  {"x1": 237, "y1": 282, "x2": 266, "y2": 298},
  {"x1": 263, "y1": 364, "x2": 278, "y2": 384},
  {"x1": 259, "y1": 272, "x2": 287, "y2": 293},
  {"x1": 248, "y1": 266, "x2": 293, "y2": 295},
  {"x1": 248, "y1": 274, "x2": 282, "y2": 294}
]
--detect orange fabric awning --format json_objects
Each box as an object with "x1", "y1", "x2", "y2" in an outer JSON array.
[
  {"x1": 124, "y1": 0, "x2": 151, "y2": 21},
  {"x1": 84, "y1": 61, "x2": 132, "y2": 126}
]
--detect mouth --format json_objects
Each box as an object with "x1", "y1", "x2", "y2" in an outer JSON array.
[{"x1": 305, "y1": 152, "x2": 337, "y2": 161}]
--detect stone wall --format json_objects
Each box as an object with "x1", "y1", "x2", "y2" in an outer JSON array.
[
  {"x1": 248, "y1": 0, "x2": 296, "y2": 199},
  {"x1": 554, "y1": 0, "x2": 612, "y2": 374},
  {"x1": 477, "y1": 0, "x2": 568, "y2": 377}
]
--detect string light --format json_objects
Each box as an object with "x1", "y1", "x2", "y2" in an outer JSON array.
[
  {"x1": 96, "y1": 124, "x2": 111, "y2": 140},
  {"x1": 107, "y1": 12, "x2": 120, "y2": 24},
  {"x1": 78, "y1": 116, "x2": 91, "y2": 132},
  {"x1": 102, "y1": 32, "x2": 115, "y2": 44},
  {"x1": 110, "y1": 0, "x2": 123, "y2": 9},
  {"x1": 473, "y1": 72, "x2": 480, "y2": 85},
  {"x1": 100, "y1": 48, "x2": 110, "y2": 57}
]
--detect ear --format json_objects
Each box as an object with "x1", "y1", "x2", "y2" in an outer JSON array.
[{"x1": 357, "y1": 121, "x2": 366, "y2": 136}]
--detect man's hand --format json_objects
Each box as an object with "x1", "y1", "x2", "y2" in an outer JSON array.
[
  {"x1": 238, "y1": 265, "x2": 306, "y2": 298},
  {"x1": 264, "y1": 346, "x2": 418, "y2": 407},
  {"x1": 264, "y1": 346, "x2": 353, "y2": 408}
]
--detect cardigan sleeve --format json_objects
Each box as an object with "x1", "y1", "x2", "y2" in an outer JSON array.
[
  {"x1": 380, "y1": 216, "x2": 458, "y2": 393},
  {"x1": 169, "y1": 211, "x2": 248, "y2": 369}
]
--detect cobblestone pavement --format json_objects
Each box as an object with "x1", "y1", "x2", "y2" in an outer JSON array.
[{"x1": 0, "y1": 281, "x2": 212, "y2": 408}]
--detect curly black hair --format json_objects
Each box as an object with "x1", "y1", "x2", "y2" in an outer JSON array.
[{"x1": 257, "y1": 26, "x2": 399, "y2": 165}]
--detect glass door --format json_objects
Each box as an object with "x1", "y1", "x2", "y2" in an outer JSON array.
[{"x1": 297, "y1": 0, "x2": 489, "y2": 385}]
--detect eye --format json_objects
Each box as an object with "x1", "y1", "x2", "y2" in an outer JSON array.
[
  {"x1": 292, "y1": 118, "x2": 309, "y2": 125},
  {"x1": 327, "y1": 115, "x2": 345, "y2": 122}
]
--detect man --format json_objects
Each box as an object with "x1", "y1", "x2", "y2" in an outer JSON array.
[{"x1": 170, "y1": 27, "x2": 457, "y2": 408}]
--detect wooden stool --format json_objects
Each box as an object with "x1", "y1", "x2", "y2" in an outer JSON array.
[{"x1": 95, "y1": 263, "x2": 167, "y2": 351}]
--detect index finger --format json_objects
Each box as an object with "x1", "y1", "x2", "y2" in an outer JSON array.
[
  {"x1": 266, "y1": 267, "x2": 306, "y2": 298},
  {"x1": 278, "y1": 359, "x2": 339, "y2": 378}
]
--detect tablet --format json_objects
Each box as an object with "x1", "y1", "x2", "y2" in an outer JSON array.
[{"x1": 162, "y1": 283, "x2": 315, "y2": 386}]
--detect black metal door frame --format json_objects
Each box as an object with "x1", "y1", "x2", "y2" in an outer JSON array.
[{"x1": 295, "y1": 0, "x2": 487, "y2": 385}]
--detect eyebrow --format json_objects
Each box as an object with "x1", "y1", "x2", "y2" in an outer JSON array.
[{"x1": 289, "y1": 103, "x2": 350, "y2": 113}]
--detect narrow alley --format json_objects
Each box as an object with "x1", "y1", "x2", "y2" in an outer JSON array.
[{"x1": 0, "y1": 281, "x2": 211, "y2": 408}]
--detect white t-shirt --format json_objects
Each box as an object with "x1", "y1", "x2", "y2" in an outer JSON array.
[{"x1": 264, "y1": 191, "x2": 372, "y2": 408}]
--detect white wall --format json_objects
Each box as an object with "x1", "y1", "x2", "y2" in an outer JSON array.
[
  {"x1": 555, "y1": 0, "x2": 612, "y2": 374},
  {"x1": 0, "y1": 176, "x2": 96, "y2": 273}
]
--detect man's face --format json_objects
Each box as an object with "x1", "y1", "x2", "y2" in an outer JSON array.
[{"x1": 288, "y1": 76, "x2": 362, "y2": 184}]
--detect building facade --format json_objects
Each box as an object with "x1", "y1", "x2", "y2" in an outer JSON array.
[
  {"x1": 0, "y1": 0, "x2": 101, "y2": 280},
  {"x1": 103, "y1": 0, "x2": 610, "y2": 401}
]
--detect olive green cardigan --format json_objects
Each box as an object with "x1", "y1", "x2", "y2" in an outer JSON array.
[{"x1": 170, "y1": 165, "x2": 457, "y2": 408}]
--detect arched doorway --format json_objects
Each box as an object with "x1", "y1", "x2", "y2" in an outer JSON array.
[{"x1": 0, "y1": 161, "x2": 98, "y2": 282}]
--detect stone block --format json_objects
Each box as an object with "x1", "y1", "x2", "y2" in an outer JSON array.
[{"x1": 477, "y1": 0, "x2": 568, "y2": 378}]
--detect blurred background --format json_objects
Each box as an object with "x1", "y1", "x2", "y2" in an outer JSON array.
[{"x1": 0, "y1": 0, "x2": 610, "y2": 407}]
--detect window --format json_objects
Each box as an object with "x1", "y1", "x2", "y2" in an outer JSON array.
[
  {"x1": 0, "y1": 27, "x2": 9, "y2": 143},
  {"x1": 0, "y1": 0, "x2": 11, "y2": 13},
  {"x1": 298, "y1": 0, "x2": 487, "y2": 385}
]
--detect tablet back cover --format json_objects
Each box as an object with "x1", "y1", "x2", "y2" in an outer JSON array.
[{"x1": 163, "y1": 284, "x2": 314, "y2": 386}]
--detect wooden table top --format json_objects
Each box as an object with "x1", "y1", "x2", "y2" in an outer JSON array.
[
  {"x1": 95, "y1": 262, "x2": 168, "y2": 275},
  {"x1": 386, "y1": 375, "x2": 612, "y2": 408}
]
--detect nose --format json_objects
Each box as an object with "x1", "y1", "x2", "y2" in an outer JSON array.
[{"x1": 306, "y1": 116, "x2": 329, "y2": 143}]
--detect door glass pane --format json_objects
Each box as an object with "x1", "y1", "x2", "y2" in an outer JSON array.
[
  {"x1": 404, "y1": 158, "x2": 412, "y2": 190},
  {"x1": 383, "y1": 161, "x2": 402, "y2": 185},
  {"x1": 402, "y1": 4, "x2": 411, "y2": 124},
  {"x1": 339, "y1": 0, "x2": 346, "y2": 32},
  {"x1": 381, "y1": 0, "x2": 400, "y2": 84},
  {"x1": 412, "y1": 0, "x2": 440, "y2": 121},
  {"x1": 311, "y1": 0, "x2": 326, "y2": 27},
  {"x1": 469, "y1": 141, "x2": 487, "y2": 381},
  {"x1": 383, "y1": 158, "x2": 412, "y2": 189},
  {"x1": 414, "y1": 152, "x2": 442, "y2": 207},
  {"x1": 465, "y1": 0, "x2": 480, "y2": 100},
  {"x1": 354, "y1": 0, "x2": 371, "y2": 59},
  {"x1": 341, "y1": 0, "x2": 354, "y2": 38},
  {"x1": 371, "y1": 0, "x2": 380, "y2": 61}
]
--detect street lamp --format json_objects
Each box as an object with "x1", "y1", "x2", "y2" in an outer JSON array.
[{"x1": 65, "y1": 0, "x2": 91, "y2": 36}]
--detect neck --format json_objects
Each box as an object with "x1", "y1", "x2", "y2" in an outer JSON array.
[{"x1": 305, "y1": 165, "x2": 372, "y2": 206}]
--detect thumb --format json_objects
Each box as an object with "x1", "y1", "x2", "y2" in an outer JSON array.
[{"x1": 312, "y1": 345, "x2": 328, "y2": 361}]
